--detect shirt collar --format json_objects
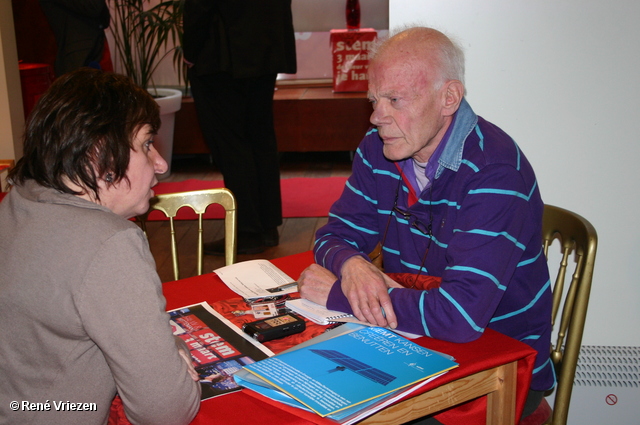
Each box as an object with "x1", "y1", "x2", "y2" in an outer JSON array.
[
  {"x1": 396, "y1": 98, "x2": 478, "y2": 191},
  {"x1": 435, "y1": 97, "x2": 478, "y2": 178},
  {"x1": 424, "y1": 112, "x2": 456, "y2": 182}
]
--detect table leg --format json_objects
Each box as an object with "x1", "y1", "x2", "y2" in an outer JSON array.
[
  {"x1": 486, "y1": 360, "x2": 518, "y2": 425},
  {"x1": 360, "y1": 361, "x2": 519, "y2": 425}
]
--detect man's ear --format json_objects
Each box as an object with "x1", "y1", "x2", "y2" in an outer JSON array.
[{"x1": 441, "y1": 80, "x2": 464, "y2": 117}]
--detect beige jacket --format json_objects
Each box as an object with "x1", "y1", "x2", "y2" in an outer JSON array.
[{"x1": 0, "y1": 181, "x2": 200, "y2": 424}]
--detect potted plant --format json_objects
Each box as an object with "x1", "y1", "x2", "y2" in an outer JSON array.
[{"x1": 107, "y1": 0, "x2": 186, "y2": 178}]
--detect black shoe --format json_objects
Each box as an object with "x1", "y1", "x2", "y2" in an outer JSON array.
[
  {"x1": 204, "y1": 232, "x2": 266, "y2": 256},
  {"x1": 263, "y1": 227, "x2": 280, "y2": 247}
]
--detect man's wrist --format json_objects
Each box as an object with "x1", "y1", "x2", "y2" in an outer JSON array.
[
  {"x1": 326, "y1": 277, "x2": 354, "y2": 314},
  {"x1": 337, "y1": 252, "x2": 370, "y2": 279}
]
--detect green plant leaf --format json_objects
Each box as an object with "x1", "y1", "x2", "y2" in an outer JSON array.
[{"x1": 107, "y1": 0, "x2": 185, "y2": 91}]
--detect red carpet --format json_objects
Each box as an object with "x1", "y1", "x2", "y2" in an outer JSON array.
[{"x1": 146, "y1": 177, "x2": 348, "y2": 220}]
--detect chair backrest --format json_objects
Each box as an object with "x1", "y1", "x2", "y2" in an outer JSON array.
[
  {"x1": 0, "y1": 159, "x2": 15, "y2": 192},
  {"x1": 542, "y1": 204, "x2": 598, "y2": 425},
  {"x1": 137, "y1": 188, "x2": 237, "y2": 280}
]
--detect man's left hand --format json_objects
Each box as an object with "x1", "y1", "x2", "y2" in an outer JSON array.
[{"x1": 298, "y1": 263, "x2": 338, "y2": 306}]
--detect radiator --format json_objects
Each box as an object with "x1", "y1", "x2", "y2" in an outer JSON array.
[{"x1": 547, "y1": 345, "x2": 640, "y2": 425}]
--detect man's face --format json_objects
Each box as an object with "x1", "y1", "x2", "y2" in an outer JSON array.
[{"x1": 368, "y1": 54, "x2": 449, "y2": 163}]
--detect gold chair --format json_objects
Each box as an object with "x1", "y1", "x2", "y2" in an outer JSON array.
[
  {"x1": 137, "y1": 188, "x2": 237, "y2": 280},
  {"x1": 369, "y1": 204, "x2": 597, "y2": 424},
  {"x1": 530, "y1": 204, "x2": 598, "y2": 425},
  {"x1": 0, "y1": 159, "x2": 15, "y2": 192}
]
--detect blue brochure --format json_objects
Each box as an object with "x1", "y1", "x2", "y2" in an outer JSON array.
[{"x1": 240, "y1": 326, "x2": 458, "y2": 417}]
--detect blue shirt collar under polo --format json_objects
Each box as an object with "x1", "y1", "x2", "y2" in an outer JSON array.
[
  {"x1": 435, "y1": 97, "x2": 478, "y2": 179},
  {"x1": 399, "y1": 97, "x2": 477, "y2": 193}
]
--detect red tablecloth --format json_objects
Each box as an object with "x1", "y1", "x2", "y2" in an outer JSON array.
[{"x1": 157, "y1": 251, "x2": 536, "y2": 425}]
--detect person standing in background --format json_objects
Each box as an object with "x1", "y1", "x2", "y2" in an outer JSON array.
[
  {"x1": 183, "y1": 0, "x2": 297, "y2": 255},
  {"x1": 39, "y1": 0, "x2": 112, "y2": 77}
]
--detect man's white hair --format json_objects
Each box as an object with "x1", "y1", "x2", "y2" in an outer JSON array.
[{"x1": 370, "y1": 24, "x2": 466, "y2": 91}]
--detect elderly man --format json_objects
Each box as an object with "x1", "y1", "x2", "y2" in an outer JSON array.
[{"x1": 299, "y1": 27, "x2": 554, "y2": 421}]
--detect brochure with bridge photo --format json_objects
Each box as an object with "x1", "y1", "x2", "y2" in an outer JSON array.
[{"x1": 238, "y1": 326, "x2": 458, "y2": 417}]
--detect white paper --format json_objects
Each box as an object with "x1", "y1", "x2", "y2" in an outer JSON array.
[
  {"x1": 214, "y1": 259, "x2": 298, "y2": 300},
  {"x1": 286, "y1": 299, "x2": 423, "y2": 340},
  {"x1": 285, "y1": 298, "x2": 357, "y2": 325}
]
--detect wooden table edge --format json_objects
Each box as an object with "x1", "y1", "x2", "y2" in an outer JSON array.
[{"x1": 359, "y1": 360, "x2": 519, "y2": 425}]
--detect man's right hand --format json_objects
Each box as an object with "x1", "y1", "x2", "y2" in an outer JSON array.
[{"x1": 340, "y1": 256, "x2": 399, "y2": 329}]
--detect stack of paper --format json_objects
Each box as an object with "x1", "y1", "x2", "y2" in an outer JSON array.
[
  {"x1": 215, "y1": 259, "x2": 298, "y2": 300},
  {"x1": 235, "y1": 326, "x2": 458, "y2": 422},
  {"x1": 285, "y1": 298, "x2": 360, "y2": 325}
]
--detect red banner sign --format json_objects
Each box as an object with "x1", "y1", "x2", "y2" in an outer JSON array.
[{"x1": 330, "y1": 29, "x2": 377, "y2": 92}]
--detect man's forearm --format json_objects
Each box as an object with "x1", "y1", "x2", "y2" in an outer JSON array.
[{"x1": 314, "y1": 236, "x2": 369, "y2": 277}]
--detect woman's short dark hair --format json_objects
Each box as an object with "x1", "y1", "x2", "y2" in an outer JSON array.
[{"x1": 9, "y1": 68, "x2": 161, "y2": 200}]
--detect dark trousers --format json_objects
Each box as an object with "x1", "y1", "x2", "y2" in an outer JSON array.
[{"x1": 188, "y1": 70, "x2": 282, "y2": 235}]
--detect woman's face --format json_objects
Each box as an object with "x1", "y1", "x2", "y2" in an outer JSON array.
[{"x1": 99, "y1": 124, "x2": 168, "y2": 218}]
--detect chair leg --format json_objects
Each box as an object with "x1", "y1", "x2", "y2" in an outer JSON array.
[{"x1": 169, "y1": 218, "x2": 179, "y2": 281}]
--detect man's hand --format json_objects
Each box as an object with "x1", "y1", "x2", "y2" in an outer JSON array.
[
  {"x1": 298, "y1": 264, "x2": 338, "y2": 306},
  {"x1": 299, "y1": 258, "x2": 401, "y2": 328},
  {"x1": 340, "y1": 256, "x2": 398, "y2": 328}
]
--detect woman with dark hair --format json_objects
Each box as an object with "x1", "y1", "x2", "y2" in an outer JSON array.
[{"x1": 0, "y1": 68, "x2": 200, "y2": 425}]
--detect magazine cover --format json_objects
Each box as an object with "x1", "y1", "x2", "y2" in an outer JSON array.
[
  {"x1": 242, "y1": 326, "x2": 458, "y2": 416},
  {"x1": 168, "y1": 302, "x2": 273, "y2": 400}
]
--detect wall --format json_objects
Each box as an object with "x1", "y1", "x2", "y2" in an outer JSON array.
[
  {"x1": 0, "y1": 0, "x2": 24, "y2": 161},
  {"x1": 287, "y1": 0, "x2": 389, "y2": 81},
  {"x1": 292, "y1": 0, "x2": 389, "y2": 31},
  {"x1": 137, "y1": 0, "x2": 390, "y2": 86},
  {"x1": 390, "y1": 0, "x2": 640, "y2": 346}
]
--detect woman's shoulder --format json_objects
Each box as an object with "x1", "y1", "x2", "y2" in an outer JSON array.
[{"x1": 27, "y1": 184, "x2": 149, "y2": 251}]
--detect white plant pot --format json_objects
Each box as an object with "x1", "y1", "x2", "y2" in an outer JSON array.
[{"x1": 149, "y1": 88, "x2": 182, "y2": 180}]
